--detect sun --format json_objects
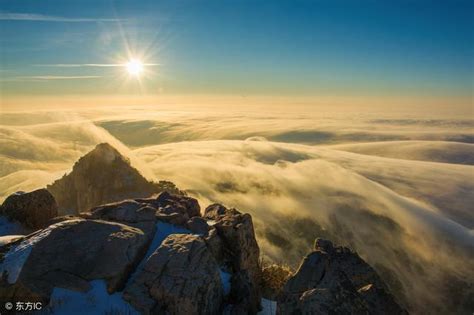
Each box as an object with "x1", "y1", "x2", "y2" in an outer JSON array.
[{"x1": 125, "y1": 59, "x2": 144, "y2": 77}]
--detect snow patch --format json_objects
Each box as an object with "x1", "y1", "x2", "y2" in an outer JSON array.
[
  {"x1": 49, "y1": 280, "x2": 138, "y2": 315},
  {"x1": 0, "y1": 221, "x2": 69, "y2": 284},
  {"x1": 220, "y1": 269, "x2": 232, "y2": 296},
  {"x1": 126, "y1": 221, "x2": 192, "y2": 286},
  {"x1": 153, "y1": 221, "x2": 192, "y2": 250},
  {"x1": 259, "y1": 298, "x2": 277, "y2": 315},
  {"x1": 0, "y1": 216, "x2": 27, "y2": 237}
]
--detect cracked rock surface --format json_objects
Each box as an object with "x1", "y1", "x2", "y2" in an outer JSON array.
[
  {"x1": 0, "y1": 219, "x2": 148, "y2": 302},
  {"x1": 124, "y1": 234, "x2": 224, "y2": 315},
  {"x1": 277, "y1": 238, "x2": 406, "y2": 315}
]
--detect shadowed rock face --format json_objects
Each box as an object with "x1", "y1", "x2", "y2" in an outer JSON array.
[
  {"x1": 277, "y1": 238, "x2": 406, "y2": 315},
  {"x1": 204, "y1": 204, "x2": 262, "y2": 314},
  {"x1": 1, "y1": 189, "x2": 58, "y2": 230},
  {"x1": 86, "y1": 199, "x2": 158, "y2": 241},
  {"x1": 124, "y1": 234, "x2": 224, "y2": 315},
  {"x1": 47, "y1": 143, "x2": 181, "y2": 215},
  {"x1": 0, "y1": 219, "x2": 148, "y2": 302}
]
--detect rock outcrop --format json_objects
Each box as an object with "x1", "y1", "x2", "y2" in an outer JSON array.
[
  {"x1": 0, "y1": 189, "x2": 58, "y2": 230},
  {"x1": 0, "y1": 191, "x2": 267, "y2": 314},
  {"x1": 86, "y1": 200, "x2": 158, "y2": 240},
  {"x1": 204, "y1": 204, "x2": 262, "y2": 314},
  {"x1": 47, "y1": 143, "x2": 181, "y2": 215},
  {"x1": 0, "y1": 219, "x2": 148, "y2": 303},
  {"x1": 277, "y1": 238, "x2": 406, "y2": 314},
  {"x1": 124, "y1": 234, "x2": 224, "y2": 315}
]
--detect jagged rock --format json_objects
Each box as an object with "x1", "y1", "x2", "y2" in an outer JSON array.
[
  {"x1": 87, "y1": 200, "x2": 157, "y2": 239},
  {"x1": 314, "y1": 237, "x2": 334, "y2": 253},
  {"x1": 89, "y1": 200, "x2": 156, "y2": 223},
  {"x1": 204, "y1": 204, "x2": 261, "y2": 313},
  {"x1": 277, "y1": 238, "x2": 406, "y2": 315},
  {"x1": 204, "y1": 203, "x2": 228, "y2": 219},
  {"x1": 0, "y1": 219, "x2": 148, "y2": 302},
  {"x1": 155, "y1": 211, "x2": 188, "y2": 225},
  {"x1": 156, "y1": 191, "x2": 201, "y2": 218},
  {"x1": 204, "y1": 227, "x2": 225, "y2": 263},
  {"x1": 187, "y1": 216, "x2": 211, "y2": 235},
  {"x1": 47, "y1": 143, "x2": 181, "y2": 215},
  {"x1": 1, "y1": 189, "x2": 58, "y2": 229},
  {"x1": 279, "y1": 275, "x2": 368, "y2": 314},
  {"x1": 124, "y1": 234, "x2": 224, "y2": 315}
]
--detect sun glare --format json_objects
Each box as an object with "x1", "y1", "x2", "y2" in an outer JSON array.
[{"x1": 125, "y1": 59, "x2": 144, "y2": 77}]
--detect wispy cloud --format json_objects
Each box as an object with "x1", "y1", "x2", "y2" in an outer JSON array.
[
  {"x1": 34, "y1": 63, "x2": 160, "y2": 67},
  {"x1": 0, "y1": 13, "x2": 121, "y2": 23},
  {"x1": 24, "y1": 75, "x2": 102, "y2": 80},
  {"x1": 1, "y1": 75, "x2": 102, "y2": 82}
]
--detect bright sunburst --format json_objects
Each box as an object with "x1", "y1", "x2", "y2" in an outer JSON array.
[{"x1": 125, "y1": 59, "x2": 144, "y2": 77}]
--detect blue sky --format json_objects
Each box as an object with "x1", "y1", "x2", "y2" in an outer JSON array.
[{"x1": 0, "y1": 0, "x2": 473, "y2": 97}]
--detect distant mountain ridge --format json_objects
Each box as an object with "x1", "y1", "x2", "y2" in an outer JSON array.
[{"x1": 47, "y1": 143, "x2": 180, "y2": 215}]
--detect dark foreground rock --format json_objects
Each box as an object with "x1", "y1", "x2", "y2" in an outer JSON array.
[
  {"x1": 205, "y1": 204, "x2": 262, "y2": 314},
  {"x1": 277, "y1": 238, "x2": 406, "y2": 315},
  {"x1": 86, "y1": 199, "x2": 158, "y2": 240},
  {"x1": 0, "y1": 189, "x2": 58, "y2": 230},
  {"x1": 0, "y1": 219, "x2": 148, "y2": 302},
  {"x1": 0, "y1": 192, "x2": 406, "y2": 315},
  {"x1": 0, "y1": 190, "x2": 267, "y2": 314}
]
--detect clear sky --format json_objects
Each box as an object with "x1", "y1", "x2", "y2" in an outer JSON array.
[{"x1": 0, "y1": 0, "x2": 473, "y2": 102}]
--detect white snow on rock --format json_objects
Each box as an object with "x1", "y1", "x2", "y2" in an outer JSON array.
[
  {"x1": 0, "y1": 216, "x2": 27, "y2": 237},
  {"x1": 0, "y1": 221, "x2": 67, "y2": 283},
  {"x1": 258, "y1": 298, "x2": 277, "y2": 315},
  {"x1": 49, "y1": 280, "x2": 138, "y2": 315},
  {"x1": 220, "y1": 269, "x2": 232, "y2": 296},
  {"x1": 126, "y1": 221, "x2": 192, "y2": 286},
  {"x1": 152, "y1": 221, "x2": 192, "y2": 254}
]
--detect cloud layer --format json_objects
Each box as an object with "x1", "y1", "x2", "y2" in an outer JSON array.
[{"x1": 0, "y1": 104, "x2": 473, "y2": 313}]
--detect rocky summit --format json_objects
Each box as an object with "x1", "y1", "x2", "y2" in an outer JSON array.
[
  {"x1": 0, "y1": 144, "x2": 405, "y2": 314},
  {"x1": 277, "y1": 238, "x2": 406, "y2": 314},
  {"x1": 46, "y1": 143, "x2": 181, "y2": 215}
]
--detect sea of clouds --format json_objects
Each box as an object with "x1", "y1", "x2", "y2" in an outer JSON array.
[{"x1": 0, "y1": 104, "x2": 473, "y2": 313}]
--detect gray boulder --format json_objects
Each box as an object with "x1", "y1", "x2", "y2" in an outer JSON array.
[
  {"x1": 86, "y1": 199, "x2": 157, "y2": 239},
  {"x1": 155, "y1": 191, "x2": 201, "y2": 218},
  {"x1": 124, "y1": 234, "x2": 224, "y2": 315},
  {"x1": 187, "y1": 216, "x2": 212, "y2": 235},
  {"x1": 0, "y1": 219, "x2": 148, "y2": 302},
  {"x1": 1, "y1": 189, "x2": 58, "y2": 230},
  {"x1": 204, "y1": 204, "x2": 261, "y2": 313}
]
